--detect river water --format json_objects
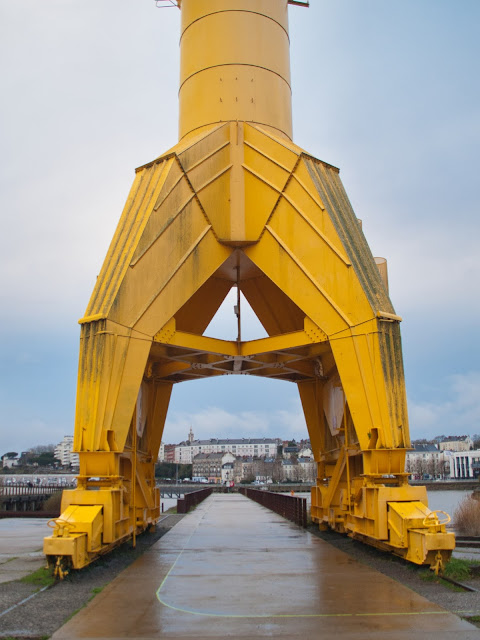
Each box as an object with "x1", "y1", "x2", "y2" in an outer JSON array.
[
  {"x1": 160, "y1": 497, "x2": 177, "y2": 513},
  {"x1": 426, "y1": 489, "x2": 472, "y2": 517}
]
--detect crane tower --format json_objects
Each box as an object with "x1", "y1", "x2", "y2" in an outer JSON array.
[{"x1": 44, "y1": 0, "x2": 454, "y2": 575}]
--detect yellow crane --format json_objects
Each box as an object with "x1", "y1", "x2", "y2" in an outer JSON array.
[{"x1": 44, "y1": 0, "x2": 454, "y2": 577}]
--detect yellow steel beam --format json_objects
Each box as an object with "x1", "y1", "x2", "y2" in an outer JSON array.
[
  {"x1": 153, "y1": 316, "x2": 327, "y2": 361},
  {"x1": 241, "y1": 327, "x2": 327, "y2": 357},
  {"x1": 154, "y1": 325, "x2": 237, "y2": 356}
]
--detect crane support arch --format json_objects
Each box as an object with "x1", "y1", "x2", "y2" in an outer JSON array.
[{"x1": 44, "y1": 0, "x2": 454, "y2": 576}]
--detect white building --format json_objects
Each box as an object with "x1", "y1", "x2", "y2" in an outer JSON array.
[
  {"x1": 54, "y1": 436, "x2": 79, "y2": 468},
  {"x1": 158, "y1": 442, "x2": 165, "y2": 462},
  {"x1": 281, "y1": 459, "x2": 299, "y2": 481},
  {"x1": 221, "y1": 459, "x2": 235, "y2": 485},
  {"x1": 298, "y1": 447, "x2": 313, "y2": 458},
  {"x1": 1, "y1": 454, "x2": 19, "y2": 469},
  {"x1": 298, "y1": 457, "x2": 316, "y2": 482},
  {"x1": 405, "y1": 444, "x2": 448, "y2": 480},
  {"x1": 449, "y1": 450, "x2": 480, "y2": 479},
  {"x1": 175, "y1": 435, "x2": 278, "y2": 464},
  {"x1": 438, "y1": 436, "x2": 473, "y2": 452}
]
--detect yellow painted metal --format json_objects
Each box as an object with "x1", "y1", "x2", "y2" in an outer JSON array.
[
  {"x1": 44, "y1": 0, "x2": 454, "y2": 573},
  {"x1": 179, "y1": 0, "x2": 292, "y2": 141},
  {"x1": 44, "y1": 505, "x2": 103, "y2": 573}
]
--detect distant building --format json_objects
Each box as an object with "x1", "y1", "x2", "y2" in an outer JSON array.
[
  {"x1": 192, "y1": 452, "x2": 236, "y2": 484},
  {"x1": 234, "y1": 456, "x2": 254, "y2": 483},
  {"x1": 1, "y1": 454, "x2": 19, "y2": 469},
  {"x1": 158, "y1": 443, "x2": 176, "y2": 463},
  {"x1": 282, "y1": 444, "x2": 299, "y2": 459},
  {"x1": 282, "y1": 459, "x2": 299, "y2": 481},
  {"x1": 54, "y1": 436, "x2": 79, "y2": 468},
  {"x1": 175, "y1": 434, "x2": 278, "y2": 464},
  {"x1": 162, "y1": 431, "x2": 317, "y2": 483},
  {"x1": 298, "y1": 457, "x2": 316, "y2": 482},
  {"x1": 222, "y1": 460, "x2": 235, "y2": 485},
  {"x1": 449, "y1": 450, "x2": 480, "y2": 479},
  {"x1": 298, "y1": 447, "x2": 313, "y2": 458},
  {"x1": 405, "y1": 444, "x2": 448, "y2": 480},
  {"x1": 438, "y1": 436, "x2": 473, "y2": 452}
]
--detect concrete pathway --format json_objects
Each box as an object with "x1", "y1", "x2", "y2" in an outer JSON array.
[
  {"x1": 0, "y1": 518, "x2": 48, "y2": 583},
  {"x1": 52, "y1": 494, "x2": 478, "y2": 639}
]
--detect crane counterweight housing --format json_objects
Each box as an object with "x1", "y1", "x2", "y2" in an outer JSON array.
[{"x1": 44, "y1": 0, "x2": 454, "y2": 576}]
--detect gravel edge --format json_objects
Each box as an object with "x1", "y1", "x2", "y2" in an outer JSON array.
[{"x1": 0, "y1": 514, "x2": 184, "y2": 640}]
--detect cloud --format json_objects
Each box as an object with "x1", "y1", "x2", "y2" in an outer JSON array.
[
  {"x1": 0, "y1": 2, "x2": 181, "y2": 331},
  {"x1": 163, "y1": 399, "x2": 308, "y2": 444},
  {"x1": 385, "y1": 228, "x2": 480, "y2": 319},
  {"x1": 451, "y1": 372, "x2": 480, "y2": 410},
  {"x1": 0, "y1": 418, "x2": 65, "y2": 456},
  {"x1": 166, "y1": 372, "x2": 480, "y2": 445},
  {"x1": 1, "y1": 1, "x2": 479, "y2": 455},
  {"x1": 408, "y1": 371, "x2": 480, "y2": 439}
]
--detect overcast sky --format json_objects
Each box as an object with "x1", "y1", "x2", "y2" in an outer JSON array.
[{"x1": 1, "y1": 0, "x2": 479, "y2": 454}]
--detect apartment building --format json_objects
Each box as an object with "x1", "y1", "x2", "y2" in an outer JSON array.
[{"x1": 175, "y1": 435, "x2": 278, "y2": 464}]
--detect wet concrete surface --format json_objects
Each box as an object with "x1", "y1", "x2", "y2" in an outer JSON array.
[
  {"x1": 51, "y1": 494, "x2": 479, "y2": 639},
  {"x1": 0, "y1": 518, "x2": 48, "y2": 582}
]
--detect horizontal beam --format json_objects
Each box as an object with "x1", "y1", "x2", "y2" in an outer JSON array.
[
  {"x1": 154, "y1": 330, "x2": 237, "y2": 356},
  {"x1": 153, "y1": 328, "x2": 326, "y2": 359},
  {"x1": 241, "y1": 330, "x2": 321, "y2": 356}
]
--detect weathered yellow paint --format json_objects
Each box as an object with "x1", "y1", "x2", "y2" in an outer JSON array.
[
  {"x1": 179, "y1": 1, "x2": 292, "y2": 140},
  {"x1": 44, "y1": 0, "x2": 454, "y2": 574}
]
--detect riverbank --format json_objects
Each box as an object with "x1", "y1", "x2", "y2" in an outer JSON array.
[{"x1": 414, "y1": 481, "x2": 479, "y2": 491}]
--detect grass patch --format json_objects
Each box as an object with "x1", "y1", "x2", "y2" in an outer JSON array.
[
  {"x1": 20, "y1": 566, "x2": 55, "y2": 588},
  {"x1": 3, "y1": 637, "x2": 49, "y2": 640},
  {"x1": 420, "y1": 570, "x2": 437, "y2": 582},
  {"x1": 420, "y1": 558, "x2": 479, "y2": 583},
  {"x1": 443, "y1": 557, "x2": 478, "y2": 581},
  {"x1": 92, "y1": 585, "x2": 105, "y2": 595},
  {"x1": 454, "y1": 496, "x2": 480, "y2": 536},
  {"x1": 419, "y1": 570, "x2": 463, "y2": 591},
  {"x1": 463, "y1": 615, "x2": 480, "y2": 629}
]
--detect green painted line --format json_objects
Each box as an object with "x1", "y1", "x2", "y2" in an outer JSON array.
[
  {"x1": 454, "y1": 610, "x2": 480, "y2": 615},
  {"x1": 155, "y1": 594, "x2": 449, "y2": 619}
]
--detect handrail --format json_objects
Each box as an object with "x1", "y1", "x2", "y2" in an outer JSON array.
[
  {"x1": 238, "y1": 487, "x2": 307, "y2": 527},
  {"x1": 0, "y1": 483, "x2": 68, "y2": 497},
  {"x1": 176, "y1": 488, "x2": 213, "y2": 514}
]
